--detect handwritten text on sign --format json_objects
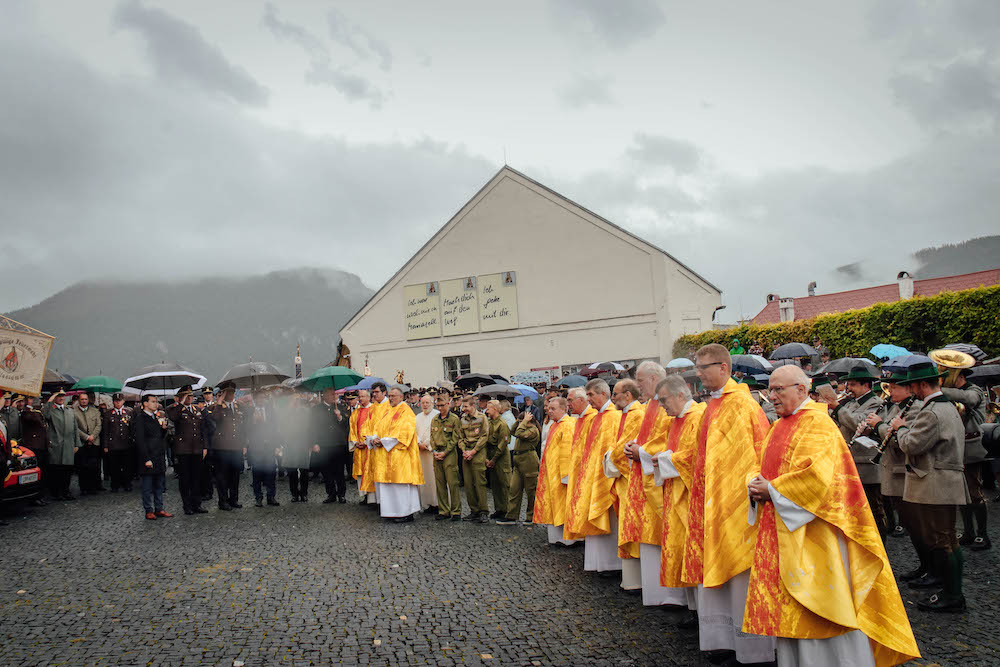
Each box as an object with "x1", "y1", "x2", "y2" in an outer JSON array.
[
  {"x1": 440, "y1": 277, "x2": 479, "y2": 336},
  {"x1": 403, "y1": 283, "x2": 441, "y2": 340},
  {"x1": 478, "y1": 272, "x2": 519, "y2": 332}
]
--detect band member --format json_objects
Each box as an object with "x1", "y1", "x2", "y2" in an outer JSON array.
[{"x1": 102, "y1": 393, "x2": 134, "y2": 492}]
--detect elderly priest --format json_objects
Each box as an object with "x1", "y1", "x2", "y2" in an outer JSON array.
[
  {"x1": 744, "y1": 365, "x2": 920, "y2": 667},
  {"x1": 370, "y1": 386, "x2": 425, "y2": 523}
]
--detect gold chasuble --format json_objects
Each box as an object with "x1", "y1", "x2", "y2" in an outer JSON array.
[
  {"x1": 743, "y1": 401, "x2": 919, "y2": 667},
  {"x1": 361, "y1": 399, "x2": 390, "y2": 492},
  {"x1": 659, "y1": 401, "x2": 707, "y2": 588},
  {"x1": 671, "y1": 379, "x2": 769, "y2": 588},
  {"x1": 370, "y1": 401, "x2": 424, "y2": 485},
  {"x1": 349, "y1": 405, "x2": 372, "y2": 480},
  {"x1": 563, "y1": 406, "x2": 597, "y2": 540},
  {"x1": 533, "y1": 415, "x2": 574, "y2": 526},
  {"x1": 617, "y1": 401, "x2": 671, "y2": 559},
  {"x1": 567, "y1": 404, "x2": 619, "y2": 538}
]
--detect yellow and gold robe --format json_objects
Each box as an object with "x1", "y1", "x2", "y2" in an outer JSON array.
[
  {"x1": 533, "y1": 415, "x2": 575, "y2": 526},
  {"x1": 742, "y1": 401, "x2": 919, "y2": 667},
  {"x1": 563, "y1": 405, "x2": 597, "y2": 540},
  {"x1": 567, "y1": 403, "x2": 622, "y2": 537},
  {"x1": 617, "y1": 401, "x2": 672, "y2": 559},
  {"x1": 659, "y1": 401, "x2": 707, "y2": 588},
  {"x1": 349, "y1": 404, "x2": 373, "y2": 481},
  {"x1": 360, "y1": 398, "x2": 390, "y2": 493},
  {"x1": 670, "y1": 379, "x2": 769, "y2": 588},
  {"x1": 370, "y1": 401, "x2": 424, "y2": 486}
]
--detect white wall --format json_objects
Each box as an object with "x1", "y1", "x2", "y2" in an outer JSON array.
[{"x1": 341, "y1": 170, "x2": 720, "y2": 385}]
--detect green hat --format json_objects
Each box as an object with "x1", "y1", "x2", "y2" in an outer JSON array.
[
  {"x1": 899, "y1": 362, "x2": 946, "y2": 385},
  {"x1": 810, "y1": 376, "x2": 831, "y2": 392},
  {"x1": 842, "y1": 365, "x2": 878, "y2": 382},
  {"x1": 738, "y1": 374, "x2": 767, "y2": 389}
]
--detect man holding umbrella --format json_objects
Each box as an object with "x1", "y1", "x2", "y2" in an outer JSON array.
[
  {"x1": 166, "y1": 386, "x2": 209, "y2": 515},
  {"x1": 209, "y1": 381, "x2": 245, "y2": 510}
]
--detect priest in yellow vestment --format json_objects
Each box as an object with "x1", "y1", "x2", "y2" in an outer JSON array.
[
  {"x1": 370, "y1": 386, "x2": 425, "y2": 522},
  {"x1": 563, "y1": 387, "x2": 597, "y2": 541},
  {"x1": 603, "y1": 378, "x2": 645, "y2": 591},
  {"x1": 348, "y1": 388, "x2": 375, "y2": 504},
  {"x1": 565, "y1": 379, "x2": 621, "y2": 573},
  {"x1": 532, "y1": 396, "x2": 578, "y2": 546},
  {"x1": 744, "y1": 365, "x2": 920, "y2": 667},
  {"x1": 658, "y1": 344, "x2": 775, "y2": 664},
  {"x1": 361, "y1": 382, "x2": 391, "y2": 502}
]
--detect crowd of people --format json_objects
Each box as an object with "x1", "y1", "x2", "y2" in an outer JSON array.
[{"x1": 2, "y1": 341, "x2": 997, "y2": 666}]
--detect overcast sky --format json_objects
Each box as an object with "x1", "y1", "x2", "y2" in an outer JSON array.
[{"x1": 2, "y1": 1, "x2": 997, "y2": 321}]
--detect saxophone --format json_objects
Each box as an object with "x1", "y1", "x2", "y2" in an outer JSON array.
[{"x1": 870, "y1": 395, "x2": 916, "y2": 465}]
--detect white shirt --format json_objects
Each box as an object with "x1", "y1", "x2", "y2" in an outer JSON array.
[
  {"x1": 678, "y1": 399, "x2": 695, "y2": 418},
  {"x1": 623, "y1": 400, "x2": 638, "y2": 413},
  {"x1": 599, "y1": 399, "x2": 613, "y2": 413},
  {"x1": 415, "y1": 409, "x2": 439, "y2": 446}
]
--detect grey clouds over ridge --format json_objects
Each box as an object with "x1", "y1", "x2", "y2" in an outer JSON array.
[{"x1": 1, "y1": 1, "x2": 997, "y2": 322}]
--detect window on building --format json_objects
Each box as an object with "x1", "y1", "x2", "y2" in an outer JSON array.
[{"x1": 443, "y1": 355, "x2": 471, "y2": 381}]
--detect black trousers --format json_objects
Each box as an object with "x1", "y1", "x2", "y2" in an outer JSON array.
[
  {"x1": 175, "y1": 453, "x2": 204, "y2": 511},
  {"x1": 288, "y1": 468, "x2": 309, "y2": 498},
  {"x1": 321, "y1": 448, "x2": 347, "y2": 499},
  {"x1": 48, "y1": 464, "x2": 73, "y2": 497},
  {"x1": 76, "y1": 445, "x2": 103, "y2": 493},
  {"x1": 108, "y1": 449, "x2": 134, "y2": 490},
  {"x1": 213, "y1": 450, "x2": 243, "y2": 505},
  {"x1": 252, "y1": 466, "x2": 277, "y2": 500}
]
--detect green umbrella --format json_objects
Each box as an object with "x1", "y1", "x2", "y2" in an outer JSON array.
[
  {"x1": 71, "y1": 375, "x2": 124, "y2": 393},
  {"x1": 300, "y1": 366, "x2": 363, "y2": 392}
]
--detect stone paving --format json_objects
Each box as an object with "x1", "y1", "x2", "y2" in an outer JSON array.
[{"x1": 1, "y1": 476, "x2": 998, "y2": 666}]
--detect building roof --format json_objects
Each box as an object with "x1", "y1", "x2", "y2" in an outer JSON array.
[
  {"x1": 340, "y1": 165, "x2": 721, "y2": 333},
  {"x1": 751, "y1": 268, "x2": 1000, "y2": 324}
]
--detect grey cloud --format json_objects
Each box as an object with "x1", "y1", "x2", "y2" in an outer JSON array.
[
  {"x1": 113, "y1": 1, "x2": 268, "y2": 107},
  {"x1": 557, "y1": 73, "x2": 615, "y2": 108},
  {"x1": 891, "y1": 55, "x2": 1000, "y2": 130},
  {"x1": 327, "y1": 7, "x2": 392, "y2": 71},
  {"x1": 550, "y1": 0, "x2": 665, "y2": 48},
  {"x1": 0, "y1": 27, "x2": 493, "y2": 312},
  {"x1": 263, "y1": 5, "x2": 387, "y2": 108},
  {"x1": 626, "y1": 134, "x2": 702, "y2": 173},
  {"x1": 305, "y1": 62, "x2": 386, "y2": 109}
]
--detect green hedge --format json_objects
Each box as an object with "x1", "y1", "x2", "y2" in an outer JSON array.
[{"x1": 673, "y1": 284, "x2": 1000, "y2": 360}]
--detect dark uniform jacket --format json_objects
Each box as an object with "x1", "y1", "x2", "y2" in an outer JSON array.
[
  {"x1": 942, "y1": 383, "x2": 988, "y2": 463},
  {"x1": 133, "y1": 410, "x2": 168, "y2": 476},
  {"x1": 897, "y1": 394, "x2": 968, "y2": 505},
  {"x1": 102, "y1": 407, "x2": 134, "y2": 452},
  {"x1": 166, "y1": 403, "x2": 209, "y2": 455},
  {"x1": 311, "y1": 401, "x2": 348, "y2": 466},
  {"x1": 208, "y1": 402, "x2": 244, "y2": 452},
  {"x1": 18, "y1": 406, "x2": 48, "y2": 452},
  {"x1": 832, "y1": 390, "x2": 884, "y2": 485}
]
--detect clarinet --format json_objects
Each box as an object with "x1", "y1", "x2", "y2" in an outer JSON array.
[{"x1": 870, "y1": 396, "x2": 916, "y2": 465}]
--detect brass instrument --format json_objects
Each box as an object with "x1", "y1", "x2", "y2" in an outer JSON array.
[
  {"x1": 878, "y1": 381, "x2": 891, "y2": 400},
  {"x1": 871, "y1": 395, "x2": 916, "y2": 465},
  {"x1": 929, "y1": 348, "x2": 976, "y2": 388}
]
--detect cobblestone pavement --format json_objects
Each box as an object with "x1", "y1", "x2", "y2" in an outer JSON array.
[{"x1": 1, "y1": 476, "x2": 998, "y2": 666}]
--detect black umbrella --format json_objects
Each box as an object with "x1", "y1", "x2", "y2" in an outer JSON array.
[
  {"x1": 770, "y1": 359, "x2": 800, "y2": 368},
  {"x1": 473, "y1": 383, "x2": 520, "y2": 398},
  {"x1": 969, "y1": 364, "x2": 1000, "y2": 386},
  {"x1": 944, "y1": 343, "x2": 987, "y2": 361},
  {"x1": 770, "y1": 343, "x2": 817, "y2": 360},
  {"x1": 489, "y1": 374, "x2": 510, "y2": 384},
  {"x1": 816, "y1": 357, "x2": 877, "y2": 375},
  {"x1": 218, "y1": 361, "x2": 290, "y2": 390},
  {"x1": 555, "y1": 375, "x2": 587, "y2": 388},
  {"x1": 455, "y1": 373, "x2": 498, "y2": 389},
  {"x1": 730, "y1": 354, "x2": 773, "y2": 374}
]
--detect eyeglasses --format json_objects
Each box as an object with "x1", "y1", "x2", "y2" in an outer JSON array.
[
  {"x1": 695, "y1": 362, "x2": 725, "y2": 371},
  {"x1": 768, "y1": 384, "x2": 804, "y2": 394}
]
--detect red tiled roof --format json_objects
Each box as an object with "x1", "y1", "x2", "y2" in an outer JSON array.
[{"x1": 752, "y1": 268, "x2": 1000, "y2": 324}]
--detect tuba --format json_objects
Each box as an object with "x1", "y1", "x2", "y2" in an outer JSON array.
[{"x1": 929, "y1": 348, "x2": 976, "y2": 388}]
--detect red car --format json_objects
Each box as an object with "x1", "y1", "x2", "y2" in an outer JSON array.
[{"x1": 2, "y1": 442, "x2": 43, "y2": 504}]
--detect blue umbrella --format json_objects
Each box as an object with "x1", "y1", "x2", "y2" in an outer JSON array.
[
  {"x1": 510, "y1": 383, "x2": 539, "y2": 400},
  {"x1": 555, "y1": 375, "x2": 587, "y2": 388},
  {"x1": 340, "y1": 376, "x2": 387, "y2": 392},
  {"x1": 870, "y1": 344, "x2": 911, "y2": 360},
  {"x1": 666, "y1": 358, "x2": 695, "y2": 369}
]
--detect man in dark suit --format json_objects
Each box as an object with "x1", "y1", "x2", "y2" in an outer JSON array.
[
  {"x1": 312, "y1": 387, "x2": 349, "y2": 504},
  {"x1": 166, "y1": 386, "x2": 210, "y2": 515},
  {"x1": 102, "y1": 392, "x2": 134, "y2": 492},
  {"x1": 133, "y1": 394, "x2": 173, "y2": 520},
  {"x1": 209, "y1": 382, "x2": 246, "y2": 510}
]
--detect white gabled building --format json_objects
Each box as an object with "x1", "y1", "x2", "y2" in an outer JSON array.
[{"x1": 338, "y1": 167, "x2": 722, "y2": 386}]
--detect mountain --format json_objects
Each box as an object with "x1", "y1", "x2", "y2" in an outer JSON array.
[
  {"x1": 912, "y1": 235, "x2": 1000, "y2": 279},
  {"x1": 4, "y1": 268, "x2": 374, "y2": 382}
]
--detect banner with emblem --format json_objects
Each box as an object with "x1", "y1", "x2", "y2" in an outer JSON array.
[{"x1": 0, "y1": 316, "x2": 56, "y2": 397}]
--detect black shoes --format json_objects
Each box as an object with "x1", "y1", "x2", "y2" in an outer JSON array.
[
  {"x1": 337, "y1": 497, "x2": 346, "y2": 504},
  {"x1": 267, "y1": 498, "x2": 280, "y2": 506},
  {"x1": 323, "y1": 496, "x2": 336, "y2": 504},
  {"x1": 477, "y1": 513, "x2": 490, "y2": 524},
  {"x1": 435, "y1": 514, "x2": 449, "y2": 521},
  {"x1": 218, "y1": 503, "x2": 232, "y2": 511},
  {"x1": 971, "y1": 536, "x2": 992, "y2": 551},
  {"x1": 392, "y1": 515, "x2": 414, "y2": 523},
  {"x1": 193, "y1": 507, "x2": 208, "y2": 514},
  {"x1": 255, "y1": 499, "x2": 264, "y2": 508},
  {"x1": 184, "y1": 509, "x2": 195, "y2": 515},
  {"x1": 230, "y1": 502, "x2": 243, "y2": 509},
  {"x1": 462, "y1": 513, "x2": 478, "y2": 522}
]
